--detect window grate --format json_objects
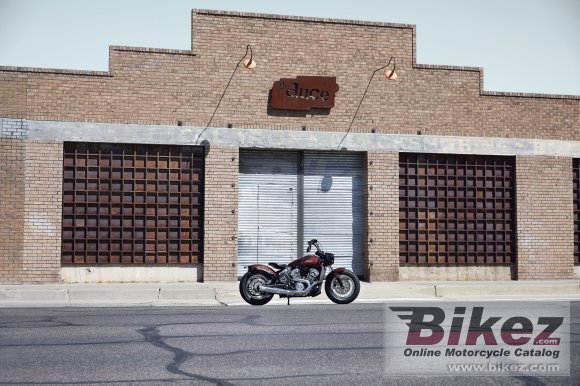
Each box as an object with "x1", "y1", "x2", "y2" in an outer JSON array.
[
  {"x1": 62, "y1": 143, "x2": 204, "y2": 265},
  {"x1": 399, "y1": 153, "x2": 515, "y2": 265},
  {"x1": 574, "y1": 159, "x2": 579, "y2": 265}
]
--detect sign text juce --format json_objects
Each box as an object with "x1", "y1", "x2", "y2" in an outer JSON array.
[{"x1": 270, "y1": 76, "x2": 339, "y2": 111}]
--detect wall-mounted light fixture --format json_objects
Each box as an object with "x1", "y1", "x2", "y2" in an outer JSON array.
[
  {"x1": 195, "y1": 45, "x2": 256, "y2": 144},
  {"x1": 385, "y1": 59, "x2": 397, "y2": 80},
  {"x1": 337, "y1": 57, "x2": 397, "y2": 149},
  {"x1": 242, "y1": 45, "x2": 256, "y2": 69}
]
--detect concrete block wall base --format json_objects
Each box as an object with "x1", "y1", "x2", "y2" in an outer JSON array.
[
  {"x1": 399, "y1": 266, "x2": 513, "y2": 281},
  {"x1": 61, "y1": 265, "x2": 202, "y2": 283},
  {"x1": 367, "y1": 268, "x2": 399, "y2": 282}
]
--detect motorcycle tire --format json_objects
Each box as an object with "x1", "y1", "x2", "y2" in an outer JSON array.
[
  {"x1": 324, "y1": 270, "x2": 360, "y2": 304},
  {"x1": 239, "y1": 271, "x2": 274, "y2": 306}
]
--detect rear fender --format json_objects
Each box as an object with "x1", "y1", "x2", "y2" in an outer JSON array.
[{"x1": 247, "y1": 264, "x2": 276, "y2": 277}]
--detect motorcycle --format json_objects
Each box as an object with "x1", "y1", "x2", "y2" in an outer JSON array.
[{"x1": 239, "y1": 239, "x2": 360, "y2": 305}]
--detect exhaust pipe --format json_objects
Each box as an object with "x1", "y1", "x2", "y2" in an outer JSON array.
[{"x1": 258, "y1": 279, "x2": 313, "y2": 297}]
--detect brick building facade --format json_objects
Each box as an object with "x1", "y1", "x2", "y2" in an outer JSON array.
[{"x1": 1, "y1": 10, "x2": 579, "y2": 283}]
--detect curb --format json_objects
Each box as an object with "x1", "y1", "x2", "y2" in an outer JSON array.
[{"x1": 0, "y1": 281, "x2": 579, "y2": 307}]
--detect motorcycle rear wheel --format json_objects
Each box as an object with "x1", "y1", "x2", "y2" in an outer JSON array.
[
  {"x1": 325, "y1": 270, "x2": 360, "y2": 304},
  {"x1": 239, "y1": 272, "x2": 274, "y2": 306}
]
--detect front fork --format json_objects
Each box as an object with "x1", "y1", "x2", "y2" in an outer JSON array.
[{"x1": 326, "y1": 267, "x2": 346, "y2": 288}]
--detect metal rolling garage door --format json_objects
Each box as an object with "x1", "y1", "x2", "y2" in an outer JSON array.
[
  {"x1": 238, "y1": 151, "x2": 298, "y2": 276},
  {"x1": 238, "y1": 150, "x2": 365, "y2": 277},
  {"x1": 303, "y1": 152, "x2": 365, "y2": 276}
]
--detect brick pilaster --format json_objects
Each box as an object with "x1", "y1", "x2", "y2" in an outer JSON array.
[
  {"x1": 21, "y1": 141, "x2": 63, "y2": 283},
  {"x1": 203, "y1": 146, "x2": 239, "y2": 281},
  {"x1": 516, "y1": 156, "x2": 574, "y2": 279},
  {"x1": 0, "y1": 139, "x2": 25, "y2": 284},
  {"x1": 365, "y1": 151, "x2": 399, "y2": 281}
]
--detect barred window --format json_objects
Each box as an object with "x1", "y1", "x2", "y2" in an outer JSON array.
[
  {"x1": 399, "y1": 153, "x2": 515, "y2": 265},
  {"x1": 62, "y1": 143, "x2": 204, "y2": 265},
  {"x1": 574, "y1": 159, "x2": 579, "y2": 265}
]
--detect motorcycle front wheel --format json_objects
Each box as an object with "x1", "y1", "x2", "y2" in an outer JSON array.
[
  {"x1": 325, "y1": 270, "x2": 360, "y2": 304},
  {"x1": 239, "y1": 272, "x2": 274, "y2": 306}
]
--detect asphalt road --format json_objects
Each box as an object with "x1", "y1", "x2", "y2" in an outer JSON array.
[{"x1": 0, "y1": 303, "x2": 578, "y2": 385}]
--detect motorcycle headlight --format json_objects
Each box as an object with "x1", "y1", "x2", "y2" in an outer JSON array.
[{"x1": 323, "y1": 253, "x2": 334, "y2": 265}]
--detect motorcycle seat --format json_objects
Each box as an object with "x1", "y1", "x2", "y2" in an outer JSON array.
[{"x1": 268, "y1": 262, "x2": 287, "y2": 270}]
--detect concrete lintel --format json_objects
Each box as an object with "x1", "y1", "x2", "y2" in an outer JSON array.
[{"x1": 26, "y1": 120, "x2": 580, "y2": 158}]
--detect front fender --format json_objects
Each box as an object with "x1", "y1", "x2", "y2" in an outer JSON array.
[
  {"x1": 329, "y1": 267, "x2": 346, "y2": 279},
  {"x1": 247, "y1": 264, "x2": 276, "y2": 277}
]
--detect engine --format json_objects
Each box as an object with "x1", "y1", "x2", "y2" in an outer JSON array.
[
  {"x1": 277, "y1": 267, "x2": 320, "y2": 291},
  {"x1": 306, "y1": 268, "x2": 320, "y2": 282}
]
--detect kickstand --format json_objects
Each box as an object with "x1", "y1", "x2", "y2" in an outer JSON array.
[{"x1": 287, "y1": 297, "x2": 290, "y2": 306}]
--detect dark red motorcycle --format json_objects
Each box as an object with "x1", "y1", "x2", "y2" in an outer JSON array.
[{"x1": 239, "y1": 239, "x2": 360, "y2": 305}]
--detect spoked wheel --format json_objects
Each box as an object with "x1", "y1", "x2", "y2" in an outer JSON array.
[
  {"x1": 239, "y1": 272, "x2": 274, "y2": 306},
  {"x1": 325, "y1": 270, "x2": 360, "y2": 304}
]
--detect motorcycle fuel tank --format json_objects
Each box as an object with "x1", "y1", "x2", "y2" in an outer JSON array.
[{"x1": 289, "y1": 255, "x2": 321, "y2": 268}]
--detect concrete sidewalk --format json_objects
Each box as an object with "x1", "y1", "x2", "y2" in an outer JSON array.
[{"x1": 0, "y1": 280, "x2": 579, "y2": 307}]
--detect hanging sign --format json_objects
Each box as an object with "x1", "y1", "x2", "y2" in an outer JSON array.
[{"x1": 270, "y1": 76, "x2": 339, "y2": 111}]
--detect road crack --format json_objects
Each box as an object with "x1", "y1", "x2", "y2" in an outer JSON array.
[{"x1": 137, "y1": 325, "x2": 234, "y2": 386}]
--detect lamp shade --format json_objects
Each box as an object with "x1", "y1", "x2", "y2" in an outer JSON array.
[
  {"x1": 385, "y1": 69, "x2": 397, "y2": 80},
  {"x1": 243, "y1": 58, "x2": 256, "y2": 69}
]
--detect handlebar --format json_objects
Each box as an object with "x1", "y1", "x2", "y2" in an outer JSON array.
[{"x1": 306, "y1": 239, "x2": 321, "y2": 254}]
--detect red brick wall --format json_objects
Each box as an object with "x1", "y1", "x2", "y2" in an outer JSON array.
[
  {"x1": 0, "y1": 139, "x2": 25, "y2": 284},
  {"x1": 21, "y1": 141, "x2": 63, "y2": 283},
  {"x1": 0, "y1": 10, "x2": 578, "y2": 139},
  {"x1": 516, "y1": 156, "x2": 574, "y2": 279},
  {"x1": 203, "y1": 146, "x2": 238, "y2": 281},
  {"x1": 1, "y1": 10, "x2": 579, "y2": 283},
  {"x1": 366, "y1": 152, "x2": 399, "y2": 281},
  {"x1": 0, "y1": 73, "x2": 26, "y2": 118},
  {"x1": 0, "y1": 139, "x2": 62, "y2": 283}
]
